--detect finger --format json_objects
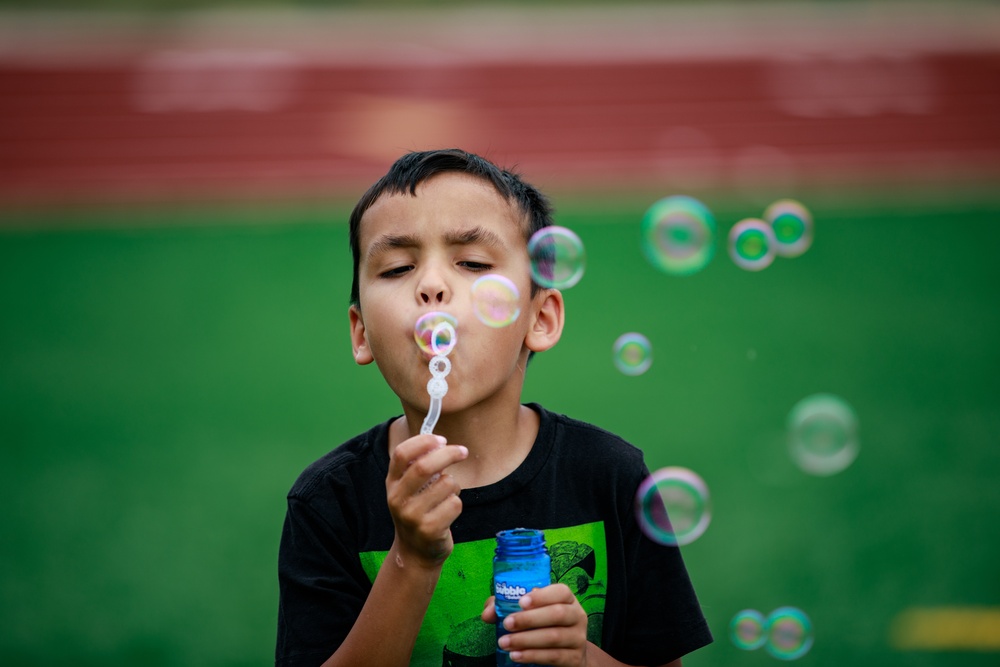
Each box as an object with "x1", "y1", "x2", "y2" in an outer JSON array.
[
  {"x1": 395, "y1": 472, "x2": 462, "y2": 523},
  {"x1": 481, "y1": 596, "x2": 497, "y2": 623},
  {"x1": 508, "y1": 648, "x2": 581, "y2": 666},
  {"x1": 398, "y1": 445, "x2": 468, "y2": 496},
  {"x1": 388, "y1": 433, "x2": 448, "y2": 478},
  {"x1": 518, "y1": 583, "x2": 576, "y2": 609},
  {"x1": 503, "y1": 602, "x2": 583, "y2": 634},
  {"x1": 418, "y1": 490, "x2": 463, "y2": 534}
]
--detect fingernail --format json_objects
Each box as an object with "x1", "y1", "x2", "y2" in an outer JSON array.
[
  {"x1": 458, "y1": 445, "x2": 469, "y2": 457},
  {"x1": 498, "y1": 635, "x2": 510, "y2": 649},
  {"x1": 510, "y1": 651, "x2": 523, "y2": 661},
  {"x1": 503, "y1": 616, "x2": 514, "y2": 631},
  {"x1": 435, "y1": 435, "x2": 446, "y2": 446},
  {"x1": 519, "y1": 594, "x2": 531, "y2": 608}
]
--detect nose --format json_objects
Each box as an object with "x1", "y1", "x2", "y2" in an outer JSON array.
[
  {"x1": 420, "y1": 289, "x2": 444, "y2": 304},
  {"x1": 417, "y1": 265, "x2": 449, "y2": 305}
]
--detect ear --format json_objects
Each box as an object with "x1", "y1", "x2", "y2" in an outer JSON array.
[
  {"x1": 349, "y1": 305, "x2": 375, "y2": 365},
  {"x1": 525, "y1": 289, "x2": 565, "y2": 353}
]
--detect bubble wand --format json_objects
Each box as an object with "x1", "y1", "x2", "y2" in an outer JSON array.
[{"x1": 419, "y1": 320, "x2": 456, "y2": 435}]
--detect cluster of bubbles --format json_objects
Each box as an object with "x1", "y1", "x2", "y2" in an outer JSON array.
[
  {"x1": 409, "y1": 199, "x2": 841, "y2": 660},
  {"x1": 731, "y1": 607, "x2": 814, "y2": 660},
  {"x1": 634, "y1": 467, "x2": 711, "y2": 547},
  {"x1": 640, "y1": 195, "x2": 813, "y2": 274},
  {"x1": 513, "y1": 202, "x2": 847, "y2": 665},
  {"x1": 463, "y1": 226, "x2": 588, "y2": 333}
]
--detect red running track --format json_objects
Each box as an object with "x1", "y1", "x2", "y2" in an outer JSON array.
[{"x1": 1, "y1": 9, "x2": 998, "y2": 204}]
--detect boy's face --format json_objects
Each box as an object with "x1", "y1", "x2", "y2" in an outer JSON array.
[{"x1": 350, "y1": 172, "x2": 547, "y2": 415}]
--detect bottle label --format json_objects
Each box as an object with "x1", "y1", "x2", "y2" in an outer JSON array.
[{"x1": 494, "y1": 581, "x2": 529, "y2": 601}]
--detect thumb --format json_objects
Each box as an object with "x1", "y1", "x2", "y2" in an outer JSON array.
[{"x1": 481, "y1": 596, "x2": 498, "y2": 623}]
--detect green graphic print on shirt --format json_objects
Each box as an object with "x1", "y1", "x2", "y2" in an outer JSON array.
[{"x1": 359, "y1": 522, "x2": 608, "y2": 666}]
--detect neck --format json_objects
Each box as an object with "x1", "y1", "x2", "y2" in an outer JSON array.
[{"x1": 390, "y1": 398, "x2": 539, "y2": 490}]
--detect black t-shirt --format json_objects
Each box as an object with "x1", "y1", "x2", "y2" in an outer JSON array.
[{"x1": 276, "y1": 404, "x2": 712, "y2": 666}]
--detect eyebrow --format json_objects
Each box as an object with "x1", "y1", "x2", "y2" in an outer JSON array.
[
  {"x1": 443, "y1": 225, "x2": 507, "y2": 250},
  {"x1": 366, "y1": 233, "x2": 420, "y2": 262},
  {"x1": 366, "y1": 225, "x2": 507, "y2": 261}
]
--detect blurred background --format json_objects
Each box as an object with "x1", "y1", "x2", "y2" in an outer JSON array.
[{"x1": 1, "y1": 1, "x2": 998, "y2": 666}]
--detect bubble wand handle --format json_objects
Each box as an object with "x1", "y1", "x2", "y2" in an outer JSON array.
[
  {"x1": 418, "y1": 321, "x2": 455, "y2": 435},
  {"x1": 420, "y1": 393, "x2": 443, "y2": 435}
]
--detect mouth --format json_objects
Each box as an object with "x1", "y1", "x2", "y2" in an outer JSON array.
[{"x1": 413, "y1": 311, "x2": 458, "y2": 358}]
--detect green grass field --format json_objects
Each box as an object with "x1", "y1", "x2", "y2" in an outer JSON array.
[{"x1": 2, "y1": 189, "x2": 999, "y2": 666}]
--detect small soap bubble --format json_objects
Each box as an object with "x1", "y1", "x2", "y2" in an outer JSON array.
[
  {"x1": 612, "y1": 332, "x2": 653, "y2": 376},
  {"x1": 730, "y1": 609, "x2": 767, "y2": 650},
  {"x1": 765, "y1": 607, "x2": 814, "y2": 660},
  {"x1": 640, "y1": 195, "x2": 716, "y2": 275},
  {"x1": 635, "y1": 467, "x2": 711, "y2": 546},
  {"x1": 729, "y1": 218, "x2": 776, "y2": 271},
  {"x1": 528, "y1": 226, "x2": 586, "y2": 289},
  {"x1": 414, "y1": 312, "x2": 458, "y2": 356},
  {"x1": 787, "y1": 393, "x2": 859, "y2": 476},
  {"x1": 471, "y1": 274, "x2": 521, "y2": 328},
  {"x1": 764, "y1": 199, "x2": 813, "y2": 257}
]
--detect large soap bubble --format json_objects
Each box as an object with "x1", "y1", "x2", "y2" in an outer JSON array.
[{"x1": 640, "y1": 195, "x2": 716, "y2": 275}]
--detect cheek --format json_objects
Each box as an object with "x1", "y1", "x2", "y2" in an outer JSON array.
[{"x1": 468, "y1": 272, "x2": 533, "y2": 330}]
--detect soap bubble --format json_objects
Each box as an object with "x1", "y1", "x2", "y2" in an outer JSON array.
[
  {"x1": 414, "y1": 312, "x2": 458, "y2": 356},
  {"x1": 528, "y1": 226, "x2": 586, "y2": 289},
  {"x1": 765, "y1": 607, "x2": 814, "y2": 660},
  {"x1": 730, "y1": 609, "x2": 767, "y2": 650},
  {"x1": 729, "y1": 219, "x2": 776, "y2": 271},
  {"x1": 640, "y1": 195, "x2": 716, "y2": 275},
  {"x1": 612, "y1": 332, "x2": 653, "y2": 376},
  {"x1": 788, "y1": 393, "x2": 859, "y2": 475},
  {"x1": 471, "y1": 274, "x2": 521, "y2": 328},
  {"x1": 635, "y1": 467, "x2": 711, "y2": 546},
  {"x1": 765, "y1": 199, "x2": 813, "y2": 257}
]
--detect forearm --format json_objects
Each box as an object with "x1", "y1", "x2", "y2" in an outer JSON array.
[{"x1": 321, "y1": 542, "x2": 440, "y2": 667}]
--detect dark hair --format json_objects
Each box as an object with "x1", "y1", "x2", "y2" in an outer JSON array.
[{"x1": 348, "y1": 148, "x2": 554, "y2": 307}]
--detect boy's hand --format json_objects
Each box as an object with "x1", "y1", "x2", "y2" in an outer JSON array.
[
  {"x1": 386, "y1": 434, "x2": 468, "y2": 568},
  {"x1": 482, "y1": 584, "x2": 590, "y2": 667}
]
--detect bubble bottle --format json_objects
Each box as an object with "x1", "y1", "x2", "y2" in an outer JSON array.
[{"x1": 493, "y1": 528, "x2": 551, "y2": 667}]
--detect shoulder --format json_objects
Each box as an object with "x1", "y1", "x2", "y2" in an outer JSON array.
[
  {"x1": 535, "y1": 404, "x2": 648, "y2": 473},
  {"x1": 287, "y1": 419, "x2": 392, "y2": 502}
]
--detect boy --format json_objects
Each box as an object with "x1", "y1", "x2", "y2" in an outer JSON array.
[{"x1": 276, "y1": 149, "x2": 712, "y2": 666}]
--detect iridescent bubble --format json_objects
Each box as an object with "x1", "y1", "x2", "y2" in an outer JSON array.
[
  {"x1": 414, "y1": 312, "x2": 458, "y2": 356},
  {"x1": 765, "y1": 607, "x2": 814, "y2": 660},
  {"x1": 730, "y1": 609, "x2": 767, "y2": 650},
  {"x1": 640, "y1": 195, "x2": 716, "y2": 275},
  {"x1": 528, "y1": 226, "x2": 586, "y2": 289},
  {"x1": 764, "y1": 199, "x2": 813, "y2": 257},
  {"x1": 729, "y1": 218, "x2": 776, "y2": 271},
  {"x1": 787, "y1": 393, "x2": 859, "y2": 476},
  {"x1": 634, "y1": 467, "x2": 711, "y2": 546},
  {"x1": 612, "y1": 332, "x2": 652, "y2": 376},
  {"x1": 471, "y1": 274, "x2": 521, "y2": 328}
]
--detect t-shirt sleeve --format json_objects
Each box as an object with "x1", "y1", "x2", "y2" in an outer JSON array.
[
  {"x1": 616, "y1": 464, "x2": 714, "y2": 665},
  {"x1": 275, "y1": 491, "x2": 371, "y2": 667}
]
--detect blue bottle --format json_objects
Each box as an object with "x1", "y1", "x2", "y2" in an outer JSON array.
[{"x1": 493, "y1": 528, "x2": 551, "y2": 667}]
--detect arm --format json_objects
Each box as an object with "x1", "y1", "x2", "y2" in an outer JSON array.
[
  {"x1": 482, "y1": 586, "x2": 682, "y2": 667},
  {"x1": 321, "y1": 434, "x2": 468, "y2": 667}
]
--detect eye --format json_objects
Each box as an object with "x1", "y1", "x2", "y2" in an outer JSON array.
[
  {"x1": 379, "y1": 265, "x2": 413, "y2": 278},
  {"x1": 459, "y1": 260, "x2": 492, "y2": 272}
]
